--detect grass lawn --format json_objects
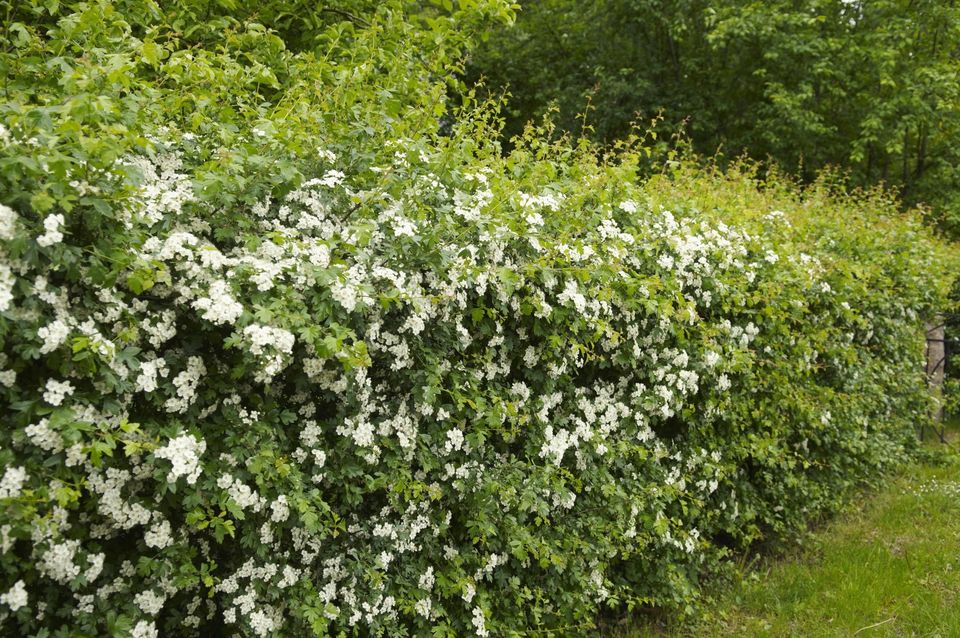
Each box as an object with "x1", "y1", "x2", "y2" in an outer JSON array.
[{"x1": 613, "y1": 420, "x2": 960, "y2": 638}]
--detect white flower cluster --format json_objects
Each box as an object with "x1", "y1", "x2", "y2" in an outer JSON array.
[
  {"x1": 38, "y1": 318, "x2": 71, "y2": 354},
  {"x1": 215, "y1": 559, "x2": 298, "y2": 635},
  {"x1": 126, "y1": 151, "x2": 194, "y2": 225},
  {"x1": 87, "y1": 467, "x2": 152, "y2": 530},
  {"x1": 0, "y1": 205, "x2": 16, "y2": 311},
  {"x1": 330, "y1": 266, "x2": 369, "y2": 313},
  {"x1": 84, "y1": 552, "x2": 104, "y2": 582},
  {"x1": 42, "y1": 379, "x2": 75, "y2": 406},
  {"x1": 131, "y1": 620, "x2": 159, "y2": 638},
  {"x1": 0, "y1": 466, "x2": 27, "y2": 499},
  {"x1": 135, "y1": 589, "x2": 166, "y2": 615},
  {"x1": 144, "y1": 519, "x2": 174, "y2": 549},
  {"x1": 269, "y1": 495, "x2": 290, "y2": 523},
  {"x1": 0, "y1": 261, "x2": 13, "y2": 312},
  {"x1": 0, "y1": 203, "x2": 16, "y2": 240},
  {"x1": 0, "y1": 580, "x2": 27, "y2": 611},
  {"x1": 243, "y1": 323, "x2": 295, "y2": 381},
  {"x1": 40, "y1": 539, "x2": 81, "y2": 584},
  {"x1": 442, "y1": 428, "x2": 464, "y2": 455},
  {"x1": 518, "y1": 190, "x2": 564, "y2": 211},
  {"x1": 0, "y1": 366, "x2": 14, "y2": 388},
  {"x1": 25, "y1": 418, "x2": 64, "y2": 452},
  {"x1": 154, "y1": 434, "x2": 206, "y2": 484},
  {"x1": 193, "y1": 280, "x2": 244, "y2": 325},
  {"x1": 136, "y1": 357, "x2": 169, "y2": 393},
  {"x1": 36, "y1": 213, "x2": 64, "y2": 247},
  {"x1": 218, "y1": 474, "x2": 266, "y2": 512},
  {"x1": 164, "y1": 356, "x2": 205, "y2": 413}
]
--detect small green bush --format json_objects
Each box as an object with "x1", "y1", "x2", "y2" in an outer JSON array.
[
  {"x1": 943, "y1": 378, "x2": 960, "y2": 419},
  {"x1": 0, "y1": 2, "x2": 956, "y2": 636}
]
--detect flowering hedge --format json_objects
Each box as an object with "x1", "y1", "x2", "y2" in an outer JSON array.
[{"x1": 0, "y1": 1, "x2": 956, "y2": 636}]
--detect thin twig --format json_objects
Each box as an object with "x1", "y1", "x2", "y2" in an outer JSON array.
[
  {"x1": 321, "y1": 7, "x2": 372, "y2": 28},
  {"x1": 853, "y1": 617, "x2": 895, "y2": 635}
]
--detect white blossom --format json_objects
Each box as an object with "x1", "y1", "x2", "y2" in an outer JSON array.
[
  {"x1": 38, "y1": 319, "x2": 70, "y2": 354},
  {"x1": 40, "y1": 539, "x2": 81, "y2": 584},
  {"x1": 193, "y1": 280, "x2": 244, "y2": 325},
  {"x1": 418, "y1": 567, "x2": 435, "y2": 591},
  {"x1": 0, "y1": 466, "x2": 28, "y2": 499},
  {"x1": 244, "y1": 324, "x2": 294, "y2": 356},
  {"x1": 136, "y1": 357, "x2": 169, "y2": 394},
  {"x1": 43, "y1": 379, "x2": 75, "y2": 406},
  {"x1": 318, "y1": 170, "x2": 345, "y2": 187},
  {"x1": 0, "y1": 580, "x2": 27, "y2": 611},
  {"x1": 442, "y1": 428, "x2": 464, "y2": 455},
  {"x1": 717, "y1": 374, "x2": 731, "y2": 392},
  {"x1": 472, "y1": 606, "x2": 489, "y2": 637},
  {"x1": 270, "y1": 495, "x2": 290, "y2": 523},
  {"x1": 144, "y1": 519, "x2": 174, "y2": 549},
  {"x1": 0, "y1": 263, "x2": 13, "y2": 312},
  {"x1": 163, "y1": 356, "x2": 205, "y2": 413},
  {"x1": 0, "y1": 203, "x2": 17, "y2": 240},
  {"x1": 36, "y1": 213, "x2": 65, "y2": 247},
  {"x1": 84, "y1": 552, "x2": 104, "y2": 582},
  {"x1": 131, "y1": 620, "x2": 159, "y2": 638},
  {"x1": 557, "y1": 279, "x2": 586, "y2": 313},
  {"x1": 414, "y1": 597, "x2": 432, "y2": 618},
  {"x1": 154, "y1": 434, "x2": 205, "y2": 484},
  {"x1": 135, "y1": 590, "x2": 166, "y2": 615},
  {"x1": 25, "y1": 419, "x2": 64, "y2": 453}
]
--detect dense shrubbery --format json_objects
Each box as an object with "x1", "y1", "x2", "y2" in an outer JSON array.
[{"x1": 0, "y1": 1, "x2": 956, "y2": 636}]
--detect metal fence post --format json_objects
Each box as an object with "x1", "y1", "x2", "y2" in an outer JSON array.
[{"x1": 925, "y1": 317, "x2": 946, "y2": 441}]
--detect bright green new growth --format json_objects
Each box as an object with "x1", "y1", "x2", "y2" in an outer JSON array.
[{"x1": 0, "y1": 1, "x2": 956, "y2": 636}]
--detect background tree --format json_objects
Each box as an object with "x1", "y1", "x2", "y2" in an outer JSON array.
[{"x1": 466, "y1": 0, "x2": 960, "y2": 236}]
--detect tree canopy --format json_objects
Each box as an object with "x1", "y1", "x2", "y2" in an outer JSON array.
[{"x1": 467, "y1": 0, "x2": 960, "y2": 236}]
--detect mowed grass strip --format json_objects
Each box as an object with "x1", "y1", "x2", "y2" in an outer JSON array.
[{"x1": 617, "y1": 426, "x2": 960, "y2": 638}]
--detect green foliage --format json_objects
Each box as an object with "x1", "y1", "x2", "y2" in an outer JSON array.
[
  {"x1": 467, "y1": 0, "x2": 960, "y2": 237},
  {"x1": 943, "y1": 377, "x2": 960, "y2": 419},
  {"x1": 0, "y1": 1, "x2": 956, "y2": 637}
]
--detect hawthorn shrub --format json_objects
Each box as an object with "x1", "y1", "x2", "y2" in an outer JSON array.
[{"x1": 0, "y1": 1, "x2": 956, "y2": 637}]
